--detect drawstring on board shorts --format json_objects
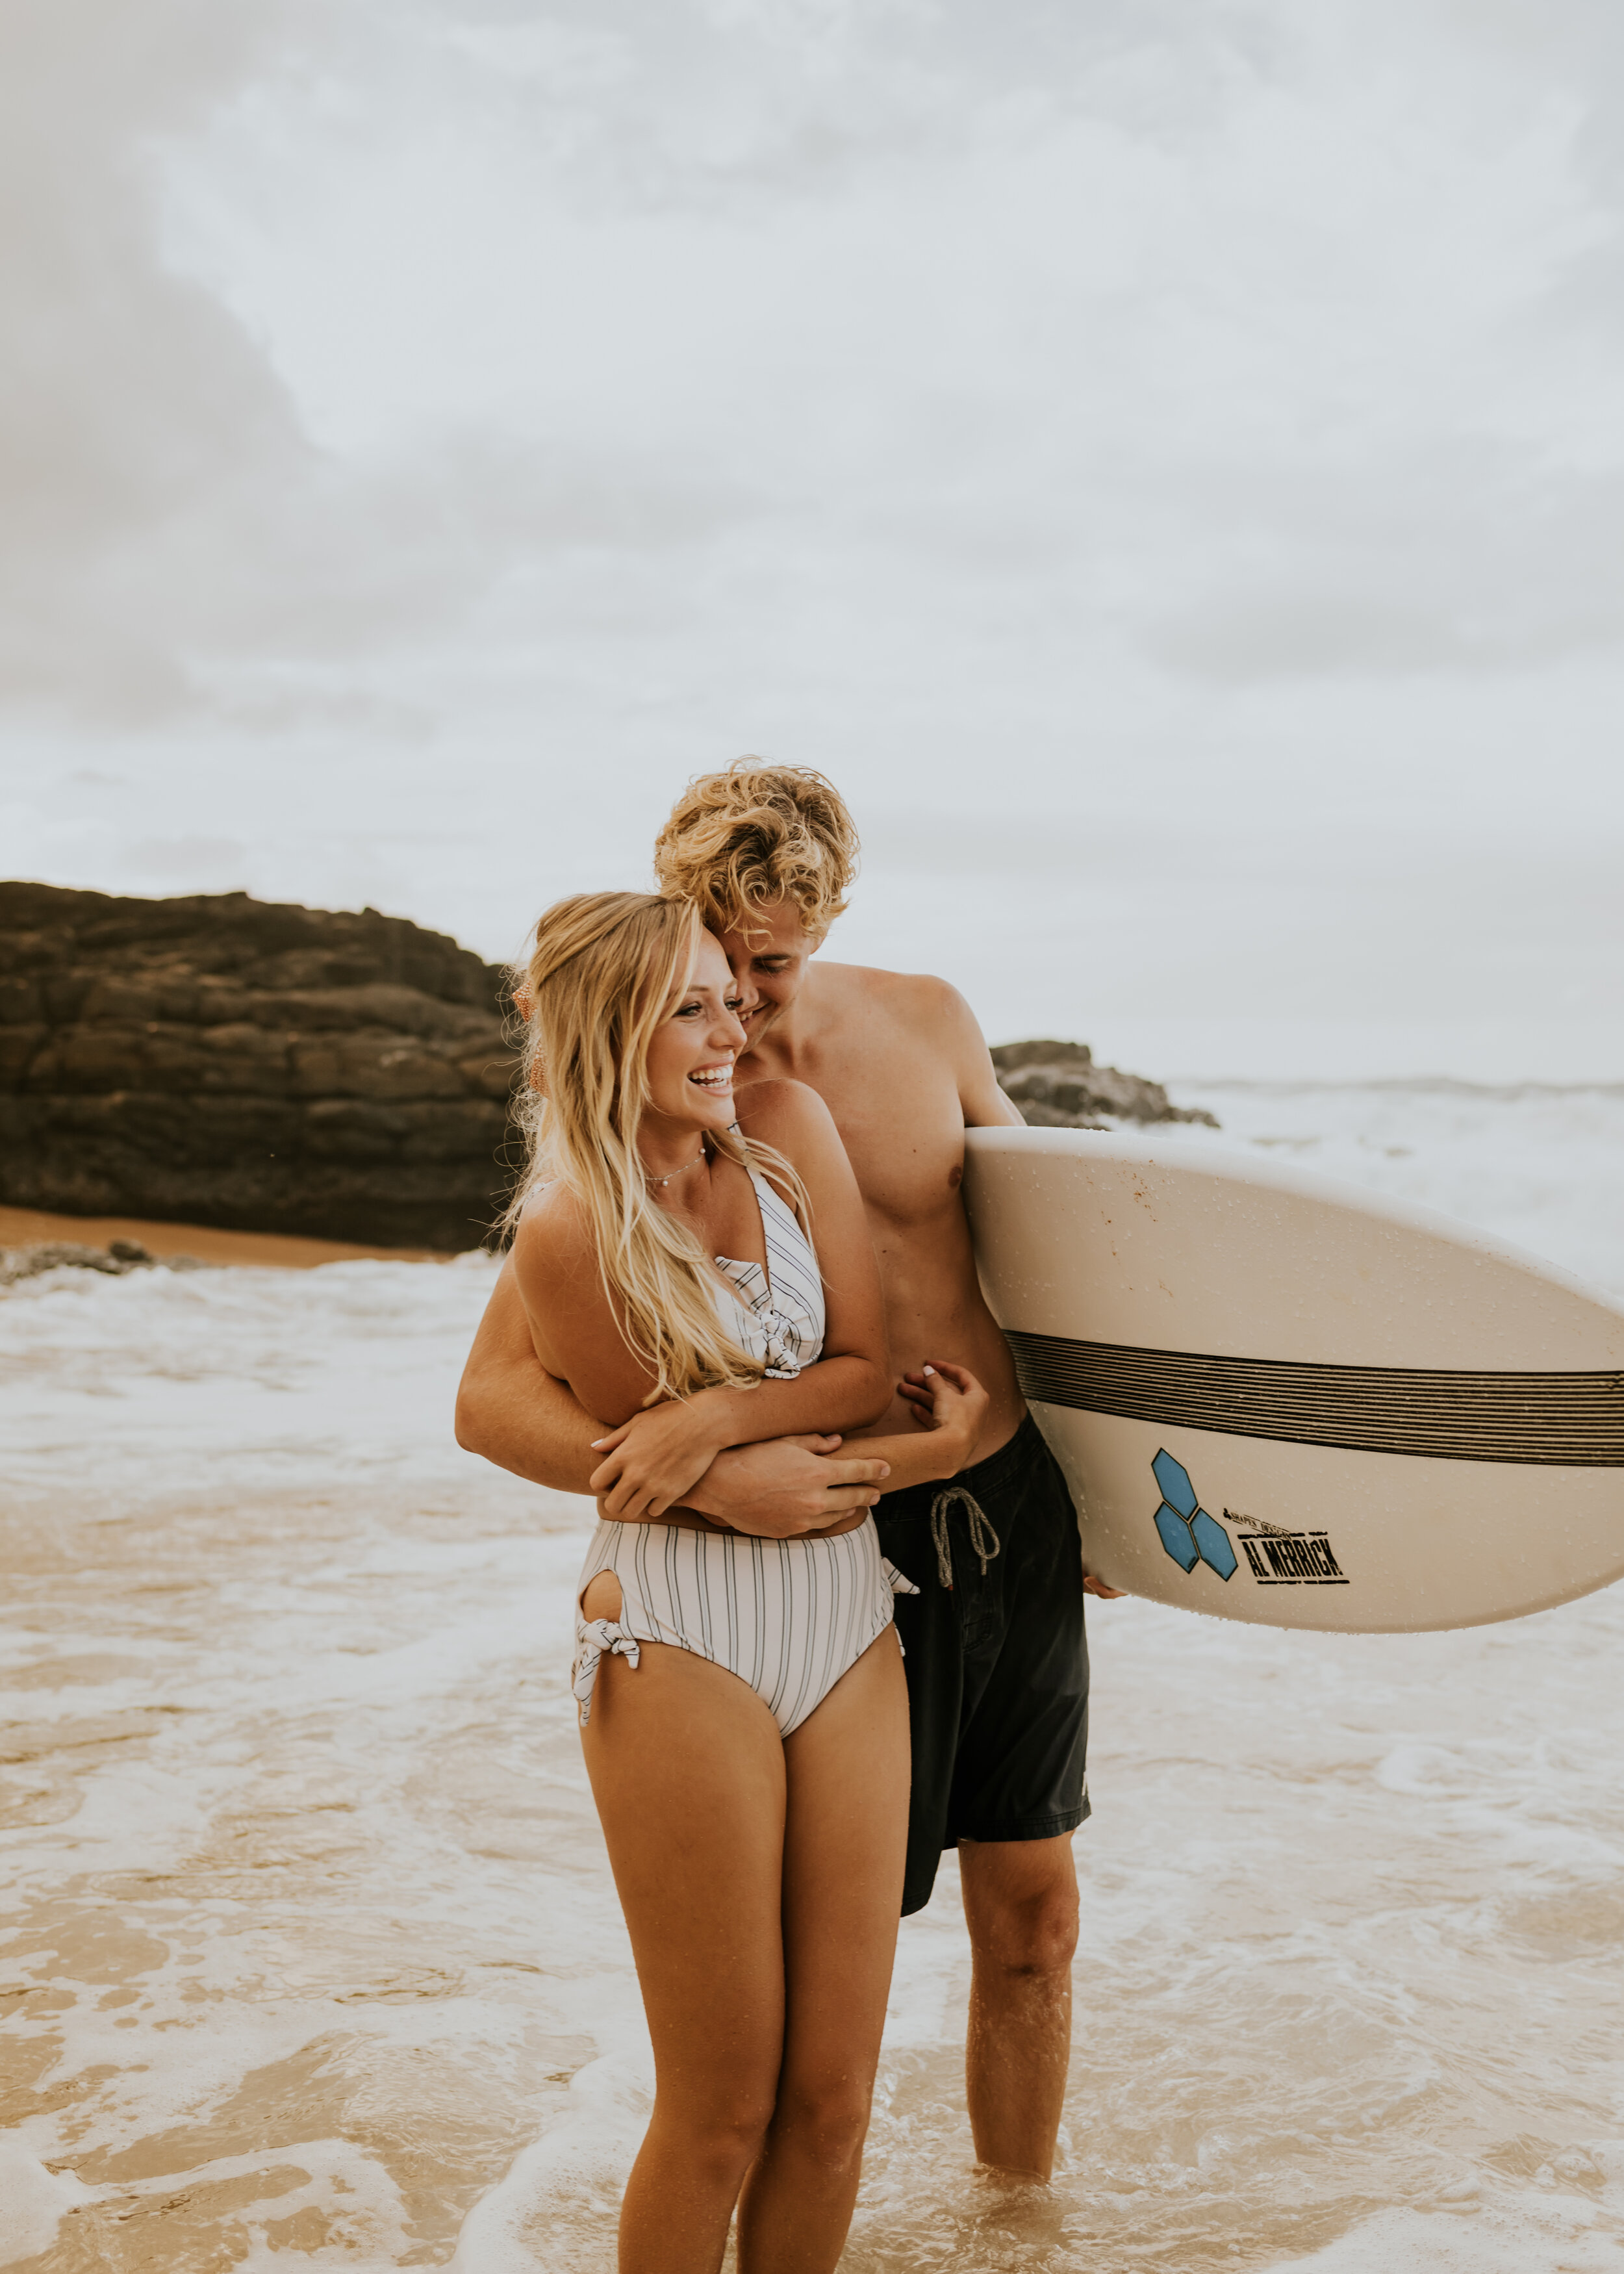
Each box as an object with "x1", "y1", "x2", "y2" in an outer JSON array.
[{"x1": 928, "y1": 1487, "x2": 1002, "y2": 1589}]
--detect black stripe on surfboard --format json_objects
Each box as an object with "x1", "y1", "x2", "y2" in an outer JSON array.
[{"x1": 1003, "y1": 1331, "x2": 1624, "y2": 1466}]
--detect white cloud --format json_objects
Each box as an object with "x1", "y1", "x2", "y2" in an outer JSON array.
[
  {"x1": 3, "y1": 0, "x2": 1622, "y2": 1070},
  {"x1": 10, "y1": 0, "x2": 1624, "y2": 713}
]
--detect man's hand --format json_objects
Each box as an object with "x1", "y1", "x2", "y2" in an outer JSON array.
[
  {"x1": 683, "y1": 1435, "x2": 891, "y2": 1537},
  {"x1": 1082, "y1": 1573, "x2": 1128, "y2": 1600}
]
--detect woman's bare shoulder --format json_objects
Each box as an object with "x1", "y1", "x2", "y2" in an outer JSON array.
[
  {"x1": 733, "y1": 1076, "x2": 839, "y2": 1149},
  {"x1": 510, "y1": 1182, "x2": 598, "y2": 1305},
  {"x1": 509, "y1": 1180, "x2": 646, "y2": 1407}
]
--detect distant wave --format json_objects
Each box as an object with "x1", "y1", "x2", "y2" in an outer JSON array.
[{"x1": 1173, "y1": 1077, "x2": 1624, "y2": 1099}]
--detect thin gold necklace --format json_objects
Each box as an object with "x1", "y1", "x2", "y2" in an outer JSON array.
[{"x1": 646, "y1": 1140, "x2": 708, "y2": 1189}]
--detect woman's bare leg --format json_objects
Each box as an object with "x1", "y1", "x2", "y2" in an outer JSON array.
[
  {"x1": 737, "y1": 1628, "x2": 911, "y2": 2273},
  {"x1": 579, "y1": 1574, "x2": 789, "y2": 2274}
]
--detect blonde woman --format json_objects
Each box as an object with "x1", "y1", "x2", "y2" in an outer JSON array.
[{"x1": 507, "y1": 891, "x2": 988, "y2": 2274}]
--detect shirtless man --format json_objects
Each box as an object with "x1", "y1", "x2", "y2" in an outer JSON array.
[{"x1": 456, "y1": 761, "x2": 1117, "y2": 2184}]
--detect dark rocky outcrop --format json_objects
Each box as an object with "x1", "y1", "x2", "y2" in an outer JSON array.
[
  {"x1": 0, "y1": 1237, "x2": 205, "y2": 1287},
  {"x1": 992, "y1": 1039, "x2": 1217, "y2": 1130},
  {"x1": 0, "y1": 884, "x2": 1213, "y2": 1251},
  {"x1": 0, "y1": 883, "x2": 519, "y2": 1251}
]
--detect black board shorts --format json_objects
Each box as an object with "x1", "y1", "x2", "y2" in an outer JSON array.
[{"x1": 874, "y1": 1413, "x2": 1091, "y2": 1916}]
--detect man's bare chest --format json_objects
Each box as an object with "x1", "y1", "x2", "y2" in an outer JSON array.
[
  {"x1": 741, "y1": 1045, "x2": 967, "y2": 1234},
  {"x1": 833, "y1": 1106, "x2": 968, "y2": 1238}
]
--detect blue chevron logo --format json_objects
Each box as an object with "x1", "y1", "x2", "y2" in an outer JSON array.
[{"x1": 1150, "y1": 1450, "x2": 1237, "y2": 1581}]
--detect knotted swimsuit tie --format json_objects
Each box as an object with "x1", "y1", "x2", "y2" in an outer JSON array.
[{"x1": 572, "y1": 1618, "x2": 641, "y2": 1722}]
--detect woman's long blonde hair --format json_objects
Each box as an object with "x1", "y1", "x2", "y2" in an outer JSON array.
[{"x1": 505, "y1": 891, "x2": 809, "y2": 1404}]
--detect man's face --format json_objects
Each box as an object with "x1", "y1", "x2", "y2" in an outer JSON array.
[{"x1": 715, "y1": 897, "x2": 826, "y2": 1054}]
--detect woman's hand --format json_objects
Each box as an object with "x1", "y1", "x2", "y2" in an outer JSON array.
[
  {"x1": 894, "y1": 1361, "x2": 989, "y2": 1475},
  {"x1": 589, "y1": 1393, "x2": 731, "y2": 1521}
]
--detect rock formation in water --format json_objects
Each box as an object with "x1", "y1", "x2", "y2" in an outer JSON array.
[
  {"x1": 0, "y1": 1237, "x2": 201, "y2": 1286},
  {"x1": 991, "y1": 1038, "x2": 1218, "y2": 1129},
  {"x1": 0, "y1": 883, "x2": 518, "y2": 1251}
]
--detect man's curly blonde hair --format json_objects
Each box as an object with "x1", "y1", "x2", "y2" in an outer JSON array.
[{"x1": 652, "y1": 759, "x2": 859, "y2": 941}]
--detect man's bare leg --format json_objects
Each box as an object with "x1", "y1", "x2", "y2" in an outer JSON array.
[{"x1": 956, "y1": 1835, "x2": 1080, "y2": 2181}]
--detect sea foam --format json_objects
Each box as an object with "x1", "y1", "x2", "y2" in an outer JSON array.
[{"x1": 1, "y1": 1083, "x2": 1621, "y2": 2270}]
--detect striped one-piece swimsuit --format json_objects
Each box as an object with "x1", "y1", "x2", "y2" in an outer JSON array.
[{"x1": 572, "y1": 1169, "x2": 915, "y2": 1737}]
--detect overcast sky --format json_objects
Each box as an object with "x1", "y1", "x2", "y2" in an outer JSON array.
[{"x1": 3, "y1": 0, "x2": 1622, "y2": 1075}]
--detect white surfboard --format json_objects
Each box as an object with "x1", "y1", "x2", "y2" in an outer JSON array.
[{"x1": 962, "y1": 1128, "x2": 1624, "y2": 1633}]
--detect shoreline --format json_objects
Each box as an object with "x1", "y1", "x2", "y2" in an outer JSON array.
[{"x1": 0, "y1": 1203, "x2": 458, "y2": 1271}]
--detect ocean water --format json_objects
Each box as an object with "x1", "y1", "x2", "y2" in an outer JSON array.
[{"x1": 3, "y1": 1084, "x2": 1623, "y2": 2272}]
